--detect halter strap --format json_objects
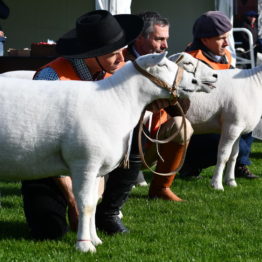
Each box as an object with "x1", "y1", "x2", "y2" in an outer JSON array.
[
  {"x1": 132, "y1": 60, "x2": 184, "y2": 98},
  {"x1": 132, "y1": 60, "x2": 187, "y2": 176}
]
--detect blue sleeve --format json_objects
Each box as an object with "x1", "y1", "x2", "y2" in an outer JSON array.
[{"x1": 33, "y1": 67, "x2": 60, "y2": 80}]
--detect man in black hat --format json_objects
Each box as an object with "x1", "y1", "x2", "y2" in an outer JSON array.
[
  {"x1": 21, "y1": 9, "x2": 144, "y2": 239},
  {"x1": 179, "y1": 10, "x2": 258, "y2": 180}
]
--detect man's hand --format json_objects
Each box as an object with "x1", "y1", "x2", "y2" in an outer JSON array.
[
  {"x1": 67, "y1": 198, "x2": 79, "y2": 232},
  {"x1": 53, "y1": 176, "x2": 79, "y2": 231},
  {"x1": 146, "y1": 98, "x2": 176, "y2": 113}
]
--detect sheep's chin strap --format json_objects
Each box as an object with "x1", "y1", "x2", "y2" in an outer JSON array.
[
  {"x1": 95, "y1": 57, "x2": 107, "y2": 73},
  {"x1": 132, "y1": 60, "x2": 184, "y2": 98}
]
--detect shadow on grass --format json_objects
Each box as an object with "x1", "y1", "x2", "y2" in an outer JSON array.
[
  {"x1": 0, "y1": 220, "x2": 30, "y2": 240},
  {"x1": 250, "y1": 152, "x2": 262, "y2": 159},
  {"x1": 0, "y1": 200, "x2": 21, "y2": 209},
  {"x1": 129, "y1": 191, "x2": 149, "y2": 200},
  {"x1": 0, "y1": 181, "x2": 21, "y2": 197}
]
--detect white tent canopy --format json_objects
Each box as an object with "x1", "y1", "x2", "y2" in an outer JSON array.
[{"x1": 95, "y1": 0, "x2": 132, "y2": 14}]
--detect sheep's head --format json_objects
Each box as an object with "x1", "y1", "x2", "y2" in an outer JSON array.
[
  {"x1": 169, "y1": 52, "x2": 218, "y2": 94},
  {"x1": 134, "y1": 52, "x2": 217, "y2": 99}
]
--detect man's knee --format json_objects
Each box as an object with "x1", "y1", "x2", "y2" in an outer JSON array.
[
  {"x1": 159, "y1": 116, "x2": 193, "y2": 144},
  {"x1": 21, "y1": 179, "x2": 68, "y2": 240},
  {"x1": 28, "y1": 214, "x2": 68, "y2": 240}
]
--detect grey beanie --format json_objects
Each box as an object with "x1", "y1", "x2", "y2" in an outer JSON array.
[{"x1": 193, "y1": 11, "x2": 232, "y2": 39}]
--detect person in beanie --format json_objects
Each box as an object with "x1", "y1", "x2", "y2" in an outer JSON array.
[
  {"x1": 179, "y1": 10, "x2": 258, "y2": 179},
  {"x1": 21, "y1": 9, "x2": 144, "y2": 239}
]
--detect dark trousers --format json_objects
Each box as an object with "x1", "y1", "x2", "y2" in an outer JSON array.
[
  {"x1": 183, "y1": 132, "x2": 254, "y2": 169},
  {"x1": 21, "y1": 178, "x2": 68, "y2": 240},
  {"x1": 237, "y1": 132, "x2": 254, "y2": 165}
]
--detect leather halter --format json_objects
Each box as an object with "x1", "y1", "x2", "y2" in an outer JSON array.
[{"x1": 132, "y1": 60, "x2": 184, "y2": 97}]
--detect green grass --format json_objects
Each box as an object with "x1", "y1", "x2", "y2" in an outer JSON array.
[{"x1": 0, "y1": 140, "x2": 262, "y2": 262}]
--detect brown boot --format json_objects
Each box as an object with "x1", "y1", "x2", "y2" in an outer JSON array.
[{"x1": 148, "y1": 142, "x2": 185, "y2": 201}]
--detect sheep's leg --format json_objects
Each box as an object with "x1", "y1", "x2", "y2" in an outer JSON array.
[
  {"x1": 211, "y1": 127, "x2": 241, "y2": 190},
  {"x1": 211, "y1": 156, "x2": 226, "y2": 191},
  {"x1": 90, "y1": 176, "x2": 102, "y2": 246},
  {"x1": 224, "y1": 137, "x2": 240, "y2": 187},
  {"x1": 72, "y1": 167, "x2": 99, "y2": 253}
]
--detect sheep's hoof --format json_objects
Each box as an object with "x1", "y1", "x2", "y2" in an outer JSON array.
[
  {"x1": 92, "y1": 237, "x2": 103, "y2": 246},
  {"x1": 210, "y1": 180, "x2": 224, "y2": 191},
  {"x1": 226, "y1": 179, "x2": 237, "y2": 187},
  {"x1": 76, "y1": 240, "x2": 96, "y2": 253}
]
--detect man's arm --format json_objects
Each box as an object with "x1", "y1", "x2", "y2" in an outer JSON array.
[{"x1": 53, "y1": 176, "x2": 79, "y2": 231}]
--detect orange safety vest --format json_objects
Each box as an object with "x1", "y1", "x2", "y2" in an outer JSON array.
[
  {"x1": 187, "y1": 49, "x2": 232, "y2": 70},
  {"x1": 36, "y1": 57, "x2": 113, "y2": 80}
]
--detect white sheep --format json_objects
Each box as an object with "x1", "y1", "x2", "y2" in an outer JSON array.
[
  {"x1": 0, "y1": 52, "x2": 217, "y2": 252},
  {"x1": 0, "y1": 70, "x2": 35, "y2": 79},
  {"x1": 170, "y1": 53, "x2": 262, "y2": 191}
]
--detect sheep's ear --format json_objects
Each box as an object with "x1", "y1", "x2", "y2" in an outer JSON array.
[
  {"x1": 148, "y1": 52, "x2": 167, "y2": 65},
  {"x1": 159, "y1": 51, "x2": 168, "y2": 59},
  {"x1": 136, "y1": 52, "x2": 168, "y2": 68},
  {"x1": 169, "y1": 52, "x2": 196, "y2": 73},
  {"x1": 154, "y1": 51, "x2": 169, "y2": 67},
  {"x1": 169, "y1": 52, "x2": 183, "y2": 62},
  {"x1": 158, "y1": 51, "x2": 168, "y2": 63}
]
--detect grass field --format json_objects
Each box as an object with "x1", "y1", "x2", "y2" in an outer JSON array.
[{"x1": 0, "y1": 140, "x2": 261, "y2": 262}]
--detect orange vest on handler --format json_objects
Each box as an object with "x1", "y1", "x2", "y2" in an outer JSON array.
[
  {"x1": 150, "y1": 48, "x2": 232, "y2": 135},
  {"x1": 37, "y1": 57, "x2": 113, "y2": 80},
  {"x1": 187, "y1": 49, "x2": 232, "y2": 70}
]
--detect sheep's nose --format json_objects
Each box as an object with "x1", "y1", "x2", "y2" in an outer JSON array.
[
  {"x1": 192, "y1": 79, "x2": 198, "y2": 84},
  {"x1": 213, "y1": 74, "x2": 218, "y2": 78}
]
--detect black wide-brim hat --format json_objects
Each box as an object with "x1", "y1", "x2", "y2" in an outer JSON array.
[{"x1": 56, "y1": 10, "x2": 144, "y2": 58}]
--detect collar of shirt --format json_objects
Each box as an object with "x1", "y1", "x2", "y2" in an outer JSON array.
[
  {"x1": 69, "y1": 58, "x2": 105, "y2": 81},
  {"x1": 214, "y1": 55, "x2": 222, "y2": 62},
  {"x1": 132, "y1": 45, "x2": 140, "y2": 58},
  {"x1": 203, "y1": 50, "x2": 228, "y2": 64}
]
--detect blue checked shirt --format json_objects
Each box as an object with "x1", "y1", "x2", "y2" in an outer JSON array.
[{"x1": 34, "y1": 58, "x2": 103, "y2": 81}]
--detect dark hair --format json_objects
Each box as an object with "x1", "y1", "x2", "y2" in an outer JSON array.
[{"x1": 137, "y1": 11, "x2": 169, "y2": 38}]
